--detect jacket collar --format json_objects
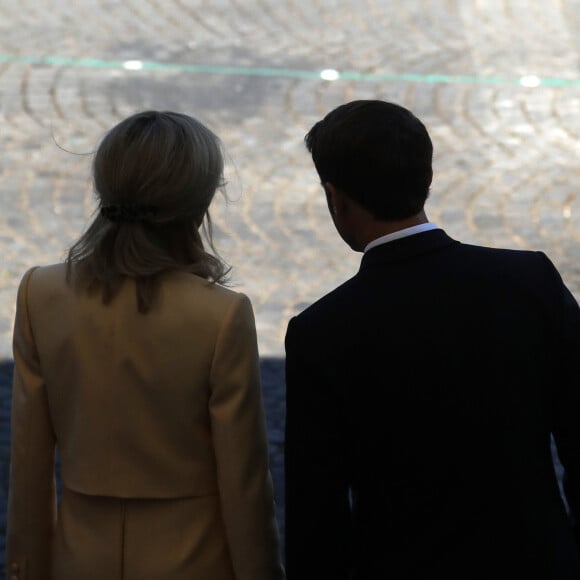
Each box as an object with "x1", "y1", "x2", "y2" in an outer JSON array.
[{"x1": 359, "y1": 228, "x2": 459, "y2": 271}]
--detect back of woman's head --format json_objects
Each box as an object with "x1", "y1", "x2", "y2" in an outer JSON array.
[
  {"x1": 94, "y1": 111, "x2": 223, "y2": 224},
  {"x1": 67, "y1": 111, "x2": 229, "y2": 313}
]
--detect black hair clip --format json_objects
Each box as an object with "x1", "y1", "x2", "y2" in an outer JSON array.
[{"x1": 100, "y1": 204, "x2": 158, "y2": 224}]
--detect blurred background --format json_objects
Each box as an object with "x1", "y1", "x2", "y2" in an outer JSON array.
[
  {"x1": 0, "y1": 0, "x2": 578, "y2": 359},
  {"x1": 0, "y1": 0, "x2": 579, "y2": 573}
]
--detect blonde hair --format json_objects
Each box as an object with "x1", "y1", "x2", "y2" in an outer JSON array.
[{"x1": 66, "y1": 111, "x2": 229, "y2": 313}]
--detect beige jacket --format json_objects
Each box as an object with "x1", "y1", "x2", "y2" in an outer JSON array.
[{"x1": 6, "y1": 264, "x2": 284, "y2": 580}]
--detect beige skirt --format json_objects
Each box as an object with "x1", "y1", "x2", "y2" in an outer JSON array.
[{"x1": 52, "y1": 486, "x2": 236, "y2": 580}]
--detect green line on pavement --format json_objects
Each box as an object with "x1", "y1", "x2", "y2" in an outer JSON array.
[{"x1": 0, "y1": 54, "x2": 578, "y2": 87}]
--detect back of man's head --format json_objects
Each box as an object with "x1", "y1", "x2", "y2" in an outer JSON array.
[{"x1": 305, "y1": 100, "x2": 433, "y2": 221}]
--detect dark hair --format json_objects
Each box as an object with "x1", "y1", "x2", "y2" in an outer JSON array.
[
  {"x1": 66, "y1": 110, "x2": 229, "y2": 313},
  {"x1": 305, "y1": 100, "x2": 433, "y2": 220}
]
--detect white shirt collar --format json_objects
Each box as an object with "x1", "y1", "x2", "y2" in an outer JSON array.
[{"x1": 364, "y1": 223, "x2": 439, "y2": 253}]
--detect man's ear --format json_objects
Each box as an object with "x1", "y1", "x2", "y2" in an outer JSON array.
[{"x1": 324, "y1": 182, "x2": 345, "y2": 215}]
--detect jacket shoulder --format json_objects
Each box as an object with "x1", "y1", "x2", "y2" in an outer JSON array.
[
  {"x1": 22, "y1": 263, "x2": 66, "y2": 282},
  {"x1": 18, "y1": 263, "x2": 68, "y2": 299},
  {"x1": 286, "y1": 275, "x2": 359, "y2": 346},
  {"x1": 159, "y1": 271, "x2": 249, "y2": 310}
]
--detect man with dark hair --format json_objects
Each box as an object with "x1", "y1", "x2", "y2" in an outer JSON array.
[{"x1": 284, "y1": 100, "x2": 580, "y2": 579}]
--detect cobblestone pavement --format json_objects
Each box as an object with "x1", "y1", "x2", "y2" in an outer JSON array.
[
  {"x1": 0, "y1": 0, "x2": 579, "y2": 358},
  {"x1": 0, "y1": 0, "x2": 579, "y2": 574}
]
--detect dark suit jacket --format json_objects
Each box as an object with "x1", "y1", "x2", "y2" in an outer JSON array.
[{"x1": 284, "y1": 229, "x2": 580, "y2": 580}]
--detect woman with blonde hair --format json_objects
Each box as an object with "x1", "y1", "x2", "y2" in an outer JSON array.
[{"x1": 6, "y1": 111, "x2": 285, "y2": 580}]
